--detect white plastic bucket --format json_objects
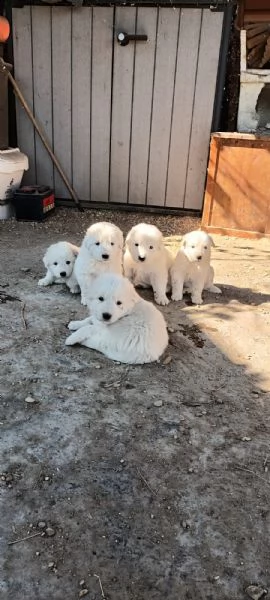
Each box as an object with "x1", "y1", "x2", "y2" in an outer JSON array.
[{"x1": 0, "y1": 148, "x2": 29, "y2": 219}]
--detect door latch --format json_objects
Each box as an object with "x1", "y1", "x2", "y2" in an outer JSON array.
[{"x1": 117, "y1": 32, "x2": 148, "y2": 46}]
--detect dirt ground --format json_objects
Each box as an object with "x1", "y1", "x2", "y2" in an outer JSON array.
[{"x1": 1, "y1": 207, "x2": 270, "y2": 600}]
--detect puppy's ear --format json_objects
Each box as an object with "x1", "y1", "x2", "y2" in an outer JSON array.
[
  {"x1": 69, "y1": 243, "x2": 80, "y2": 257},
  {"x1": 43, "y1": 250, "x2": 50, "y2": 268},
  {"x1": 181, "y1": 235, "x2": 187, "y2": 248},
  {"x1": 125, "y1": 230, "x2": 132, "y2": 246},
  {"x1": 129, "y1": 283, "x2": 140, "y2": 307},
  {"x1": 209, "y1": 235, "x2": 215, "y2": 248},
  {"x1": 118, "y1": 231, "x2": 124, "y2": 250},
  {"x1": 84, "y1": 235, "x2": 95, "y2": 252}
]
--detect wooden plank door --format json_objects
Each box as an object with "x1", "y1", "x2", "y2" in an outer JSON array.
[{"x1": 12, "y1": 6, "x2": 224, "y2": 210}]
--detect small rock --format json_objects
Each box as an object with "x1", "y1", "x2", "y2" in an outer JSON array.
[
  {"x1": 245, "y1": 585, "x2": 268, "y2": 600},
  {"x1": 44, "y1": 476, "x2": 50, "y2": 481},
  {"x1": 242, "y1": 437, "x2": 252, "y2": 442},
  {"x1": 162, "y1": 355, "x2": 172, "y2": 365},
  {"x1": 168, "y1": 327, "x2": 175, "y2": 333},
  {"x1": 79, "y1": 580, "x2": 85, "y2": 586},
  {"x1": 95, "y1": 365, "x2": 101, "y2": 369},
  {"x1": 79, "y1": 590, "x2": 89, "y2": 598},
  {"x1": 37, "y1": 521, "x2": 46, "y2": 529},
  {"x1": 45, "y1": 527, "x2": 55, "y2": 537},
  {"x1": 25, "y1": 396, "x2": 37, "y2": 404},
  {"x1": 181, "y1": 519, "x2": 191, "y2": 529},
  {"x1": 5, "y1": 474, "x2": 13, "y2": 483},
  {"x1": 35, "y1": 551, "x2": 40, "y2": 556},
  {"x1": 153, "y1": 399, "x2": 163, "y2": 407},
  {"x1": 188, "y1": 467, "x2": 194, "y2": 473},
  {"x1": 48, "y1": 561, "x2": 55, "y2": 568},
  {"x1": 21, "y1": 267, "x2": 30, "y2": 272}
]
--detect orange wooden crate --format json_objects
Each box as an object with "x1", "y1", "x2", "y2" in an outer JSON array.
[{"x1": 202, "y1": 133, "x2": 270, "y2": 239}]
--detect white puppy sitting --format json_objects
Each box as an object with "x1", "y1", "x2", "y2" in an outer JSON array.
[
  {"x1": 170, "y1": 230, "x2": 222, "y2": 305},
  {"x1": 66, "y1": 273, "x2": 168, "y2": 364},
  {"x1": 38, "y1": 241, "x2": 80, "y2": 293},
  {"x1": 74, "y1": 222, "x2": 124, "y2": 305},
  {"x1": 123, "y1": 223, "x2": 173, "y2": 306}
]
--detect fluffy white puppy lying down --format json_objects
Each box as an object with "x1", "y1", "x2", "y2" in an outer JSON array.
[
  {"x1": 123, "y1": 223, "x2": 173, "y2": 306},
  {"x1": 170, "y1": 230, "x2": 222, "y2": 305},
  {"x1": 74, "y1": 222, "x2": 124, "y2": 305},
  {"x1": 66, "y1": 273, "x2": 168, "y2": 364},
  {"x1": 38, "y1": 241, "x2": 80, "y2": 293}
]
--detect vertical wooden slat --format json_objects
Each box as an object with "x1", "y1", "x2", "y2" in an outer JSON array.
[
  {"x1": 165, "y1": 9, "x2": 202, "y2": 209},
  {"x1": 91, "y1": 7, "x2": 114, "y2": 203},
  {"x1": 12, "y1": 7, "x2": 36, "y2": 184},
  {"x1": 31, "y1": 7, "x2": 53, "y2": 190},
  {"x1": 71, "y1": 8, "x2": 92, "y2": 201},
  {"x1": 184, "y1": 9, "x2": 224, "y2": 210},
  {"x1": 52, "y1": 8, "x2": 72, "y2": 199},
  {"x1": 128, "y1": 7, "x2": 157, "y2": 205},
  {"x1": 146, "y1": 8, "x2": 180, "y2": 207},
  {"x1": 109, "y1": 7, "x2": 136, "y2": 204}
]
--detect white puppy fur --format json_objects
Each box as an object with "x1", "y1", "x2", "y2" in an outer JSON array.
[
  {"x1": 66, "y1": 273, "x2": 168, "y2": 364},
  {"x1": 38, "y1": 241, "x2": 80, "y2": 293},
  {"x1": 170, "y1": 230, "x2": 222, "y2": 305},
  {"x1": 123, "y1": 223, "x2": 173, "y2": 305},
  {"x1": 74, "y1": 222, "x2": 124, "y2": 305}
]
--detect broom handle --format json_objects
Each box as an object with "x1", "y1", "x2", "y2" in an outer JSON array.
[{"x1": 0, "y1": 58, "x2": 83, "y2": 212}]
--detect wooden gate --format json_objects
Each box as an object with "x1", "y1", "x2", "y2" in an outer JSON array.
[{"x1": 12, "y1": 6, "x2": 224, "y2": 210}]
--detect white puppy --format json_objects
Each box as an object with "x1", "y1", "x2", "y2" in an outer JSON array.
[
  {"x1": 123, "y1": 223, "x2": 173, "y2": 305},
  {"x1": 170, "y1": 230, "x2": 222, "y2": 305},
  {"x1": 66, "y1": 273, "x2": 168, "y2": 364},
  {"x1": 74, "y1": 222, "x2": 124, "y2": 305},
  {"x1": 38, "y1": 241, "x2": 80, "y2": 293}
]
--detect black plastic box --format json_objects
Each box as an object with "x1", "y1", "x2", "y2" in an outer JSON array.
[{"x1": 13, "y1": 186, "x2": 55, "y2": 221}]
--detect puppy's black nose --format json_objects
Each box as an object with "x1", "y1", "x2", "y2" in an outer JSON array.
[
  {"x1": 60, "y1": 271, "x2": 67, "y2": 277},
  {"x1": 102, "y1": 254, "x2": 109, "y2": 260},
  {"x1": 197, "y1": 256, "x2": 202, "y2": 261},
  {"x1": 102, "y1": 312, "x2": 112, "y2": 321},
  {"x1": 138, "y1": 256, "x2": 145, "y2": 262}
]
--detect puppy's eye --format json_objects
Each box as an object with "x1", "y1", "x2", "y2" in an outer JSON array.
[
  {"x1": 116, "y1": 301, "x2": 122, "y2": 306},
  {"x1": 191, "y1": 245, "x2": 195, "y2": 249},
  {"x1": 53, "y1": 262, "x2": 58, "y2": 266},
  {"x1": 135, "y1": 243, "x2": 139, "y2": 247},
  {"x1": 99, "y1": 296, "x2": 104, "y2": 302},
  {"x1": 111, "y1": 242, "x2": 114, "y2": 246},
  {"x1": 149, "y1": 245, "x2": 153, "y2": 249},
  {"x1": 66, "y1": 260, "x2": 71, "y2": 265},
  {"x1": 95, "y1": 242, "x2": 100, "y2": 246},
  {"x1": 204, "y1": 246, "x2": 208, "y2": 250}
]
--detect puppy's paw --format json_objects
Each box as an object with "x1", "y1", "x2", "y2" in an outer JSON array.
[
  {"x1": 69, "y1": 285, "x2": 80, "y2": 294},
  {"x1": 68, "y1": 320, "x2": 81, "y2": 331},
  {"x1": 65, "y1": 335, "x2": 75, "y2": 346},
  {"x1": 210, "y1": 285, "x2": 222, "y2": 294},
  {"x1": 171, "y1": 293, "x2": 183, "y2": 302},
  {"x1": 38, "y1": 277, "x2": 49, "y2": 287},
  {"x1": 81, "y1": 297, "x2": 87, "y2": 306},
  {"x1": 191, "y1": 296, "x2": 203, "y2": 305},
  {"x1": 155, "y1": 295, "x2": 170, "y2": 306}
]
